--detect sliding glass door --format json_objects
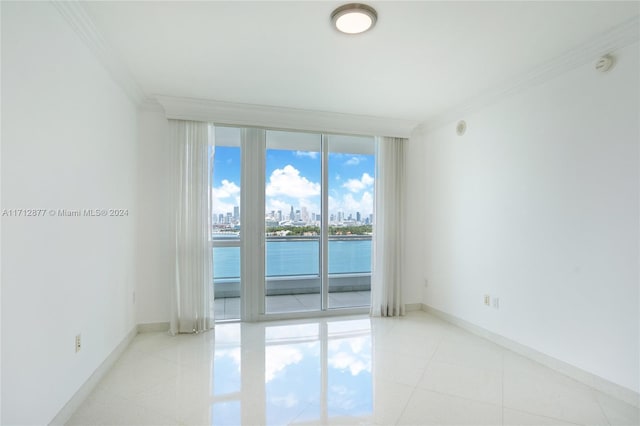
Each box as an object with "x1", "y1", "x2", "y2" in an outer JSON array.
[
  {"x1": 263, "y1": 130, "x2": 374, "y2": 316},
  {"x1": 212, "y1": 126, "x2": 374, "y2": 320},
  {"x1": 264, "y1": 131, "x2": 322, "y2": 313},
  {"x1": 327, "y1": 135, "x2": 375, "y2": 309}
]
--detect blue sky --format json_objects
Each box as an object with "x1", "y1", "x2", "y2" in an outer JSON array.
[{"x1": 212, "y1": 146, "x2": 374, "y2": 219}]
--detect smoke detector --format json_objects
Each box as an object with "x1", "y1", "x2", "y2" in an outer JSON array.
[{"x1": 595, "y1": 55, "x2": 614, "y2": 72}]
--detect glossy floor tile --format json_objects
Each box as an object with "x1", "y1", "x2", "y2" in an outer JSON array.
[{"x1": 67, "y1": 312, "x2": 639, "y2": 426}]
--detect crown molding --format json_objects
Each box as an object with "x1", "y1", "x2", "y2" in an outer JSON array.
[
  {"x1": 421, "y1": 15, "x2": 640, "y2": 134},
  {"x1": 155, "y1": 95, "x2": 419, "y2": 138},
  {"x1": 139, "y1": 98, "x2": 165, "y2": 113},
  {"x1": 51, "y1": 0, "x2": 145, "y2": 105}
]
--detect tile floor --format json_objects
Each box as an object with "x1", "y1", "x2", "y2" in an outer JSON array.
[
  {"x1": 215, "y1": 291, "x2": 371, "y2": 319},
  {"x1": 67, "y1": 312, "x2": 639, "y2": 426}
]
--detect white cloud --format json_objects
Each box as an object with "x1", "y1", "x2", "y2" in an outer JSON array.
[
  {"x1": 211, "y1": 200, "x2": 234, "y2": 216},
  {"x1": 214, "y1": 347, "x2": 242, "y2": 373},
  {"x1": 328, "y1": 351, "x2": 370, "y2": 376},
  {"x1": 266, "y1": 165, "x2": 320, "y2": 198},
  {"x1": 270, "y1": 393, "x2": 299, "y2": 408},
  {"x1": 294, "y1": 151, "x2": 318, "y2": 159},
  {"x1": 327, "y1": 337, "x2": 371, "y2": 376},
  {"x1": 265, "y1": 167, "x2": 322, "y2": 215},
  {"x1": 329, "y1": 191, "x2": 374, "y2": 218},
  {"x1": 264, "y1": 345, "x2": 304, "y2": 383},
  {"x1": 344, "y1": 156, "x2": 361, "y2": 166},
  {"x1": 212, "y1": 179, "x2": 240, "y2": 199},
  {"x1": 342, "y1": 193, "x2": 359, "y2": 213},
  {"x1": 342, "y1": 180, "x2": 363, "y2": 193},
  {"x1": 211, "y1": 179, "x2": 241, "y2": 215},
  {"x1": 327, "y1": 385, "x2": 358, "y2": 411},
  {"x1": 266, "y1": 198, "x2": 291, "y2": 215},
  {"x1": 352, "y1": 191, "x2": 373, "y2": 216},
  {"x1": 342, "y1": 173, "x2": 374, "y2": 193}
]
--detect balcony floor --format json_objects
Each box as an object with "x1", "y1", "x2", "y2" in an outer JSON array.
[{"x1": 214, "y1": 291, "x2": 371, "y2": 320}]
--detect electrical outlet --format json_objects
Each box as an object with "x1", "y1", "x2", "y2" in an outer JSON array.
[
  {"x1": 492, "y1": 297, "x2": 500, "y2": 309},
  {"x1": 483, "y1": 294, "x2": 491, "y2": 306},
  {"x1": 75, "y1": 334, "x2": 81, "y2": 353}
]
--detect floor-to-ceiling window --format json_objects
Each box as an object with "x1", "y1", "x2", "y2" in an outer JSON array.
[
  {"x1": 212, "y1": 126, "x2": 374, "y2": 320},
  {"x1": 264, "y1": 130, "x2": 323, "y2": 313},
  {"x1": 212, "y1": 126, "x2": 242, "y2": 320},
  {"x1": 327, "y1": 134, "x2": 375, "y2": 310}
]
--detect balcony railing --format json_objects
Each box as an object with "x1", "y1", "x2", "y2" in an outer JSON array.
[{"x1": 213, "y1": 235, "x2": 371, "y2": 299}]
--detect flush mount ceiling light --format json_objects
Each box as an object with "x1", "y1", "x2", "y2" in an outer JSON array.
[{"x1": 331, "y1": 3, "x2": 377, "y2": 34}]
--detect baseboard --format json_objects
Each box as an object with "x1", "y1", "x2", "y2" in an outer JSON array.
[
  {"x1": 49, "y1": 325, "x2": 138, "y2": 425},
  {"x1": 405, "y1": 303, "x2": 423, "y2": 312},
  {"x1": 137, "y1": 322, "x2": 170, "y2": 333},
  {"x1": 421, "y1": 304, "x2": 639, "y2": 408}
]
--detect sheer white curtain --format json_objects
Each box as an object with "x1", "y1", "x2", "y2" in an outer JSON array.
[
  {"x1": 169, "y1": 119, "x2": 215, "y2": 334},
  {"x1": 370, "y1": 136, "x2": 406, "y2": 317}
]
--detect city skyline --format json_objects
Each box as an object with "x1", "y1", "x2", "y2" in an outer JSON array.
[
  {"x1": 212, "y1": 146, "x2": 375, "y2": 225},
  {"x1": 215, "y1": 203, "x2": 373, "y2": 227}
]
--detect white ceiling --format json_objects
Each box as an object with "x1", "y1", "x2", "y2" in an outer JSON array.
[{"x1": 83, "y1": 1, "x2": 639, "y2": 123}]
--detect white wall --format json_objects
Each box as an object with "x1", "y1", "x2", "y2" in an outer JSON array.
[
  {"x1": 405, "y1": 42, "x2": 639, "y2": 392},
  {"x1": 1, "y1": 2, "x2": 138, "y2": 424},
  {"x1": 403, "y1": 129, "x2": 427, "y2": 305},
  {"x1": 136, "y1": 109, "x2": 172, "y2": 325}
]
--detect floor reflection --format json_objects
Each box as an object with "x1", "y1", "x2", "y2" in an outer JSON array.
[
  {"x1": 68, "y1": 312, "x2": 639, "y2": 426},
  {"x1": 209, "y1": 318, "x2": 373, "y2": 425}
]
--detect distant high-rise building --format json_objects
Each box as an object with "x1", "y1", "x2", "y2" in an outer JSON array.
[
  {"x1": 295, "y1": 209, "x2": 301, "y2": 221},
  {"x1": 218, "y1": 213, "x2": 224, "y2": 223},
  {"x1": 356, "y1": 212, "x2": 361, "y2": 222},
  {"x1": 277, "y1": 210, "x2": 282, "y2": 221},
  {"x1": 301, "y1": 206, "x2": 309, "y2": 222},
  {"x1": 226, "y1": 212, "x2": 232, "y2": 223},
  {"x1": 290, "y1": 205, "x2": 295, "y2": 221},
  {"x1": 369, "y1": 213, "x2": 374, "y2": 224},
  {"x1": 233, "y1": 206, "x2": 239, "y2": 220}
]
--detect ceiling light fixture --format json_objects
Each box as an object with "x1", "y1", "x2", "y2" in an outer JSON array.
[{"x1": 331, "y1": 3, "x2": 377, "y2": 34}]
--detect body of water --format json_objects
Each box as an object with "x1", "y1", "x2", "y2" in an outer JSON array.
[{"x1": 213, "y1": 239, "x2": 371, "y2": 279}]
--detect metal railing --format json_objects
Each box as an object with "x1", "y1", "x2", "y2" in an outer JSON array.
[{"x1": 213, "y1": 235, "x2": 371, "y2": 299}]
